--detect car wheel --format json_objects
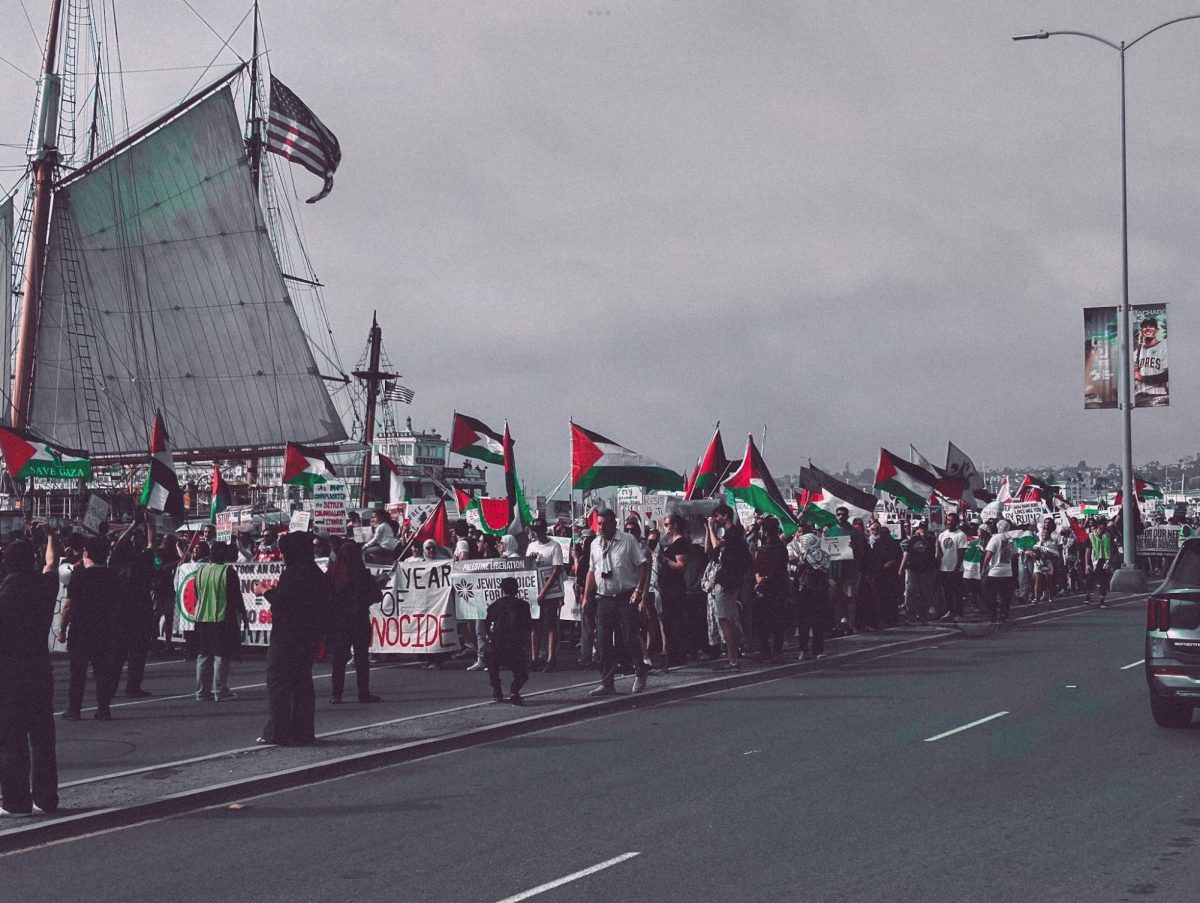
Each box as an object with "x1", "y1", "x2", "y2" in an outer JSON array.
[{"x1": 1150, "y1": 694, "x2": 1193, "y2": 729}]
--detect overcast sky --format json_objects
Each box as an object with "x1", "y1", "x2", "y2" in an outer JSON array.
[{"x1": 4, "y1": 1, "x2": 1200, "y2": 496}]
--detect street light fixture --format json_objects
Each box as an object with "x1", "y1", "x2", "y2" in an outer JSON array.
[{"x1": 1013, "y1": 14, "x2": 1200, "y2": 593}]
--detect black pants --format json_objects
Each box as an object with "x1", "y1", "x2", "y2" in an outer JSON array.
[
  {"x1": 487, "y1": 655, "x2": 529, "y2": 697},
  {"x1": 67, "y1": 646, "x2": 118, "y2": 714},
  {"x1": 0, "y1": 673, "x2": 58, "y2": 814},
  {"x1": 596, "y1": 595, "x2": 647, "y2": 687},
  {"x1": 659, "y1": 586, "x2": 688, "y2": 666},
  {"x1": 938, "y1": 571, "x2": 963, "y2": 617},
  {"x1": 796, "y1": 578, "x2": 830, "y2": 656},
  {"x1": 983, "y1": 576, "x2": 1012, "y2": 621},
  {"x1": 330, "y1": 617, "x2": 372, "y2": 701},
  {"x1": 262, "y1": 639, "x2": 318, "y2": 745}
]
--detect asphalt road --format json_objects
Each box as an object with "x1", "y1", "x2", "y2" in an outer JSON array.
[{"x1": 10, "y1": 599, "x2": 1199, "y2": 903}]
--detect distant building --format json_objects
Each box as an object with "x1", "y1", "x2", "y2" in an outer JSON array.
[{"x1": 374, "y1": 417, "x2": 487, "y2": 501}]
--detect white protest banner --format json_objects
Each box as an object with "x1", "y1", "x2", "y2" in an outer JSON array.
[
  {"x1": 370, "y1": 559, "x2": 458, "y2": 653},
  {"x1": 311, "y1": 481, "x2": 348, "y2": 535},
  {"x1": 82, "y1": 494, "x2": 110, "y2": 535},
  {"x1": 1002, "y1": 501, "x2": 1049, "y2": 527},
  {"x1": 451, "y1": 557, "x2": 542, "y2": 621},
  {"x1": 1137, "y1": 524, "x2": 1183, "y2": 557},
  {"x1": 289, "y1": 510, "x2": 312, "y2": 532},
  {"x1": 214, "y1": 509, "x2": 234, "y2": 543},
  {"x1": 175, "y1": 560, "x2": 284, "y2": 646}
]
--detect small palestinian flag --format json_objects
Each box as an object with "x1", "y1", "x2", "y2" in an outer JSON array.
[
  {"x1": 874, "y1": 448, "x2": 938, "y2": 513},
  {"x1": 1016, "y1": 474, "x2": 1062, "y2": 507},
  {"x1": 0, "y1": 426, "x2": 91, "y2": 481},
  {"x1": 450, "y1": 412, "x2": 504, "y2": 465},
  {"x1": 140, "y1": 412, "x2": 184, "y2": 516},
  {"x1": 798, "y1": 464, "x2": 877, "y2": 527},
  {"x1": 963, "y1": 540, "x2": 984, "y2": 566},
  {"x1": 723, "y1": 435, "x2": 798, "y2": 535},
  {"x1": 453, "y1": 485, "x2": 473, "y2": 515},
  {"x1": 413, "y1": 497, "x2": 451, "y2": 551},
  {"x1": 210, "y1": 465, "x2": 231, "y2": 522},
  {"x1": 284, "y1": 442, "x2": 337, "y2": 487},
  {"x1": 686, "y1": 426, "x2": 729, "y2": 500},
  {"x1": 571, "y1": 422, "x2": 683, "y2": 492},
  {"x1": 1013, "y1": 533, "x2": 1037, "y2": 550},
  {"x1": 378, "y1": 452, "x2": 404, "y2": 503},
  {"x1": 503, "y1": 423, "x2": 533, "y2": 535}
]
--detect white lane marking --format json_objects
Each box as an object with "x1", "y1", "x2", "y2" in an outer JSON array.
[
  {"x1": 1065, "y1": 685, "x2": 1077, "y2": 689},
  {"x1": 1121, "y1": 659, "x2": 1145, "y2": 671},
  {"x1": 495, "y1": 852, "x2": 641, "y2": 903},
  {"x1": 923, "y1": 711, "x2": 1009, "y2": 743}
]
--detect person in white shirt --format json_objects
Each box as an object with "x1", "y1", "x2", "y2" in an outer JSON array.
[
  {"x1": 525, "y1": 518, "x2": 564, "y2": 671},
  {"x1": 362, "y1": 508, "x2": 398, "y2": 565},
  {"x1": 936, "y1": 512, "x2": 969, "y2": 621},
  {"x1": 584, "y1": 510, "x2": 650, "y2": 696}
]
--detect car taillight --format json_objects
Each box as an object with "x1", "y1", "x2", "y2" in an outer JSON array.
[{"x1": 1148, "y1": 598, "x2": 1170, "y2": 631}]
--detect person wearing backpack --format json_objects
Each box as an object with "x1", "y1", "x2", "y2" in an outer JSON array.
[
  {"x1": 483, "y1": 577, "x2": 533, "y2": 705},
  {"x1": 791, "y1": 522, "x2": 832, "y2": 659}
]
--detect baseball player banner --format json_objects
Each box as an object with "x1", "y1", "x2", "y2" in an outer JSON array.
[
  {"x1": 1133, "y1": 304, "x2": 1168, "y2": 408},
  {"x1": 1084, "y1": 306, "x2": 1118, "y2": 410}
]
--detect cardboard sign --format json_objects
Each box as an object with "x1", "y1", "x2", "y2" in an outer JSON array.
[
  {"x1": 214, "y1": 510, "x2": 234, "y2": 543},
  {"x1": 822, "y1": 532, "x2": 854, "y2": 561}
]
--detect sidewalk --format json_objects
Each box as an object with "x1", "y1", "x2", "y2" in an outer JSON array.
[{"x1": 0, "y1": 590, "x2": 1137, "y2": 852}]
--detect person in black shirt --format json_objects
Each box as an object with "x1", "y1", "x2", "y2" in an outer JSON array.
[
  {"x1": 259, "y1": 531, "x2": 332, "y2": 746},
  {"x1": 484, "y1": 577, "x2": 533, "y2": 705},
  {"x1": 109, "y1": 518, "x2": 158, "y2": 698},
  {"x1": 58, "y1": 536, "x2": 122, "y2": 720},
  {"x1": 899, "y1": 522, "x2": 938, "y2": 625},
  {"x1": 655, "y1": 514, "x2": 691, "y2": 669},
  {"x1": 0, "y1": 533, "x2": 61, "y2": 815}
]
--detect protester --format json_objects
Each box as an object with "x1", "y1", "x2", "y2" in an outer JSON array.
[
  {"x1": 862, "y1": 519, "x2": 901, "y2": 628},
  {"x1": 192, "y1": 542, "x2": 247, "y2": 702},
  {"x1": 899, "y1": 521, "x2": 938, "y2": 625},
  {"x1": 327, "y1": 541, "x2": 382, "y2": 704},
  {"x1": 961, "y1": 523, "x2": 987, "y2": 615},
  {"x1": 584, "y1": 509, "x2": 651, "y2": 696},
  {"x1": 704, "y1": 504, "x2": 750, "y2": 672},
  {"x1": 0, "y1": 533, "x2": 61, "y2": 816},
  {"x1": 573, "y1": 525, "x2": 598, "y2": 666},
  {"x1": 526, "y1": 517, "x2": 564, "y2": 672},
  {"x1": 654, "y1": 514, "x2": 690, "y2": 670},
  {"x1": 1085, "y1": 520, "x2": 1113, "y2": 608},
  {"x1": 57, "y1": 535, "x2": 121, "y2": 721},
  {"x1": 935, "y1": 512, "x2": 968, "y2": 622},
  {"x1": 362, "y1": 508, "x2": 399, "y2": 565},
  {"x1": 829, "y1": 507, "x2": 867, "y2": 634},
  {"x1": 259, "y1": 532, "x2": 332, "y2": 746},
  {"x1": 791, "y1": 522, "x2": 831, "y2": 660},
  {"x1": 152, "y1": 534, "x2": 182, "y2": 656},
  {"x1": 982, "y1": 519, "x2": 1016, "y2": 623},
  {"x1": 751, "y1": 516, "x2": 790, "y2": 661},
  {"x1": 484, "y1": 576, "x2": 532, "y2": 705},
  {"x1": 109, "y1": 517, "x2": 157, "y2": 697}
]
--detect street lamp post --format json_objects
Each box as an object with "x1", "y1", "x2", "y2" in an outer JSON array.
[{"x1": 1013, "y1": 15, "x2": 1200, "y2": 593}]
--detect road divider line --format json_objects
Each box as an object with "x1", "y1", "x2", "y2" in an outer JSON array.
[
  {"x1": 923, "y1": 711, "x2": 1008, "y2": 742},
  {"x1": 1121, "y1": 659, "x2": 1145, "y2": 670},
  {"x1": 495, "y1": 852, "x2": 641, "y2": 902}
]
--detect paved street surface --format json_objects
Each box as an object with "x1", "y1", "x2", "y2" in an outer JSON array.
[{"x1": 6, "y1": 596, "x2": 1198, "y2": 902}]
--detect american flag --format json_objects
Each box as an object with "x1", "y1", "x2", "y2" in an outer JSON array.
[
  {"x1": 383, "y1": 381, "x2": 415, "y2": 404},
  {"x1": 266, "y1": 75, "x2": 342, "y2": 203}
]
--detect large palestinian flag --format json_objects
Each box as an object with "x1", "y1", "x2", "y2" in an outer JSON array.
[
  {"x1": 450, "y1": 412, "x2": 504, "y2": 465},
  {"x1": 723, "y1": 435, "x2": 798, "y2": 535},
  {"x1": 503, "y1": 423, "x2": 533, "y2": 534},
  {"x1": 0, "y1": 426, "x2": 91, "y2": 480},
  {"x1": 140, "y1": 413, "x2": 184, "y2": 516},
  {"x1": 875, "y1": 448, "x2": 938, "y2": 513},
  {"x1": 1135, "y1": 475, "x2": 1163, "y2": 500},
  {"x1": 571, "y1": 422, "x2": 683, "y2": 492},
  {"x1": 798, "y1": 464, "x2": 877, "y2": 527},
  {"x1": 210, "y1": 465, "x2": 231, "y2": 522},
  {"x1": 284, "y1": 442, "x2": 337, "y2": 488},
  {"x1": 1016, "y1": 474, "x2": 1063, "y2": 508},
  {"x1": 685, "y1": 426, "x2": 729, "y2": 500}
]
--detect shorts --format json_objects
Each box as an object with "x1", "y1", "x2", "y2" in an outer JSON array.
[
  {"x1": 709, "y1": 584, "x2": 739, "y2": 621},
  {"x1": 538, "y1": 602, "x2": 562, "y2": 626}
]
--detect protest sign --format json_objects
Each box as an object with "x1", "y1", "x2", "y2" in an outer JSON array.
[
  {"x1": 214, "y1": 509, "x2": 234, "y2": 543},
  {"x1": 311, "y1": 481, "x2": 348, "y2": 534},
  {"x1": 1002, "y1": 501, "x2": 1049, "y2": 527},
  {"x1": 370, "y1": 559, "x2": 458, "y2": 653},
  {"x1": 82, "y1": 494, "x2": 110, "y2": 535},
  {"x1": 452, "y1": 556, "x2": 542, "y2": 621},
  {"x1": 175, "y1": 560, "x2": 283, "y2": 646},
  {"x1": 822, "y1": 530, "x2": 854, "y2": 561},
  {"x1": 288, "y1": 510, "x2": 312, "y2": 532},
  {"x1": 1137, "y1": 524, "x2": 1183, "y2": 557}
]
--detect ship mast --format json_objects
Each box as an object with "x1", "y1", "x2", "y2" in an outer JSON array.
[
  {"x1": 353, "y1": 313, "x2": 396, "y2": 508},
  {"x1": 11, "y1": 0, "x2": 64, "y2": 430}
]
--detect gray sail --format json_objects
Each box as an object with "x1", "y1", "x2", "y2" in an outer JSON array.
[
  {"x1": 29, "y1": 89, "x2": 346, "y2": 456},
  {"x1": 1, "y1": 197, "x2": 10, "y2": 425}
]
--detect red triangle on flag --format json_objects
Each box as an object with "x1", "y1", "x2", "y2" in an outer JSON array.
[{"x1": 571, "y1": 423, "x2": 604, "y2": 486}]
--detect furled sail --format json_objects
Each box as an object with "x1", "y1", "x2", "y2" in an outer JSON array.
[{"x1": 28, "y1": 88, "x2": 346, "y2": 457}]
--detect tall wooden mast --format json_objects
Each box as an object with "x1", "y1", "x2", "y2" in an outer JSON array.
[
  {"x1": 353, "y1": 313, "x2": 397, "y2": 508},
  {"x1": 11, "y1": 0, "x2": 64, "y2": 429}
]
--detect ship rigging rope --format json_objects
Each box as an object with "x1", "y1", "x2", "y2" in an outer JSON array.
[{"x1": 18, "y1": 0, "x2": 44, "y2": 57}]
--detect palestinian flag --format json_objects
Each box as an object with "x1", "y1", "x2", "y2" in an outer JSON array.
[
  {"x1": 284, "y1": 442, "x2": 337, "y2": 488},
  {"x1": 571, "y1": 422, "x2": 683, "y2": 492},
  {"x1": 911, "y1": 444, "x2": 964, "y2": 501},
  {"x1": 413, "y1": 497, "x2": 451, "y2": 550},
  {"x1": 945, "y1": 442, "x2": 985, "y2": 509},
  {"x1": 798, "y1": 464, "x2": 877, "y2": 527},
  {"x1": 503, "y1": 424, "x2": 533, "y2": 534},
  {"x1": 140, "y1": 413, "x2": 184, "y2": 516},
  {"x1": 1016, "y1": 474, "x2": 1062, "y2": 506},
  {"x1": 963, "y1": 540, "x2": 984, "y2": 567},
  {"x1": 210, "y1": 465, "x2": 231, "y2": 522},
  {"x1": 453, "y1": 485, "x2": 473, "y2": 515},
  {"x1": 874, "y1": 448, "x2": 938, "y2": 513},
  {"x1": 1135, "y1": 476, "x2": 1163, "y2": 500},
  {"x1": 723, "y1": 435, "x2": 798, "y2": 535},
  {"x1": 682, "y1": 461, "x2": 699, "y2": 499},
  {"x1": 0, "y1": 426, "x2": 91, "y2": 481},
  {"x1": 686, "y1": 426, "x2": 729, "y2": 500},
  {"x1": 1013, "y1": 533, "x2": 1037, "y2": 550},
  {"x1": 450, "y1": 412, "x2": 504, "y2": 465},
  {"x1": 378, "y1": 453, "x2": 404, "y2": 503},
  {"x1": 1081, "y1": 500, "x2": 1100, "y2": 516},
  {"x1": 465, "y1": 497, "x2": 511, "y2": 536}
]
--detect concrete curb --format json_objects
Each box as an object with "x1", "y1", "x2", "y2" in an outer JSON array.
[{"x1": 0, "y1": 592, "x2": 1141, "y2": 853}]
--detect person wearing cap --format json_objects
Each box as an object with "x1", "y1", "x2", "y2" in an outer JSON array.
[
  {"x1": 982, "y1": 519, "x2": 1016, "y2": 622},
  {"x1": 1134, "y1": 315, "x2": 1168, "y2": 407},
  {"x1": 898, "y1": 521, "x2": 938, "y2": 625},
  {"x1": 525, "y1": 517, "x2": 564, "y2": 672}
]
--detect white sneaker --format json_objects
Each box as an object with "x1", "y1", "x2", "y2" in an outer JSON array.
[
  {"x1": 632, "y1": 675, "x2": 647, "y2": 693},
  {"x1": 466, "y1": 661, "x2": 485, "y2": 672},
  {"x1": 589, "y1": 684, "x2": 617, "y2": 698},
  {"x1": 0, "y1": 808, "x2": 32, "y2": 817}
]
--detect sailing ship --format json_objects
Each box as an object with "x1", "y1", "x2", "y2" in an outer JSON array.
[{"x1": 2, "y1": 1, "x2": 367, "y2": 520}]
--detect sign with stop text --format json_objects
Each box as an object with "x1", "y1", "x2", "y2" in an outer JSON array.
[{"x1": 369, "y1": 559, "x2": 459, "y2": 654}]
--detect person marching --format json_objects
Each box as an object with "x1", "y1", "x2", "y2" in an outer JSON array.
[
  {"x1": 327, "y1": 541, "x2": 383, "y2": 704},
  {"x1": 483, "y1": 576, "x2": 533, "y2": 705}
]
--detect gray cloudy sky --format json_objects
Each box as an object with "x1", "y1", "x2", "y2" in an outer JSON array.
[{"x1": 4, "y1": 1, "x2": 1200, "y2": 495}]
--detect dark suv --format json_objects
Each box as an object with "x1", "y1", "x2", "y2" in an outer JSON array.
[{"x1": 1145, "y1": 537, "x2": 1200, "y2": 728}]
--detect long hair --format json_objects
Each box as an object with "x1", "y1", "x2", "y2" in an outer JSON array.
[{"x1": 330, "y1": 540, "x2": 367, "y2": 590}]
